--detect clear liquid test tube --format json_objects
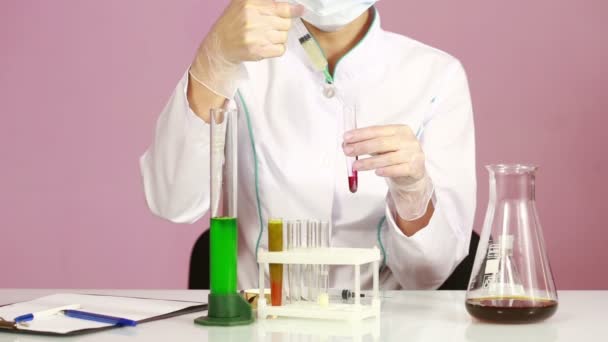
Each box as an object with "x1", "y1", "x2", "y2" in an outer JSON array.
[
  {"x1": 299, "y1": 219, "x2": 309, "y2": 301},
  {"x1": 286, "y1": 220, "x2": 302, "y2": 303},
  {"x1": 318, "y1": 221, "x2": 331, "y2": 306},
  {"x1": 306, "y1": 220, "x2": 320, "y2": 301}
]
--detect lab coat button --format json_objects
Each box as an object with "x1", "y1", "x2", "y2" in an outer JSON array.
[{"x1": 323, "y1": 85, "x2": 336, "y2": 98}]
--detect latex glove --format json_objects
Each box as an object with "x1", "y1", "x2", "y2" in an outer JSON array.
[
  {"x1": 343, "y1": 125, "x2": 434, "y2": 221},
  {"x1": 189, "y1": 0, "x2": 304, "y2": 99}
]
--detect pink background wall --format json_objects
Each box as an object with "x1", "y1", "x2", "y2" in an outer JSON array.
[{"x1": 0, "y1": 0, "x2": 605, "y2": 289}]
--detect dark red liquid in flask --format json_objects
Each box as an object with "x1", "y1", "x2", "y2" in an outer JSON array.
[
  {"x1": 348, "y1": 156, "x2": 358, "y2": 193},
  {"x1": 466, "y1": 297, "x2": 558, "y2": 323}
]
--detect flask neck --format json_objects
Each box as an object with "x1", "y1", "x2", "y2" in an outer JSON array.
[{"x1": 490, "y1": 172, "x2": 536, "y2": 202}]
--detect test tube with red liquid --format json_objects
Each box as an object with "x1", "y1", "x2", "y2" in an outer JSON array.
[
  {"x1": 268, "y1": 218, "x2": 283, "y2": 306},
  {"x1": 344, "y1": 105, "x2": 358, "y2": 193}
]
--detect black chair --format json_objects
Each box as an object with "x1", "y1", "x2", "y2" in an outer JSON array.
[
  {"x1": 438, "y1": 231, "x2": 480, "y2": 290},
  {"x1": 188, "y1": 229, "x2": 480, "y2": 290},
  {"x1": 189, "y1": 229, "x2": 211, "y2": 289}
]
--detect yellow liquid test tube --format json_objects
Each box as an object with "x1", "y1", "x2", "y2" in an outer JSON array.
[{"x1": 268, "y1": 218, "x2": 283, "y2": 306}]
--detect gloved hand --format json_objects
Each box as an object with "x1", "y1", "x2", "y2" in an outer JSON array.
[
  {"x1": 189, "y1": 0, "x2": 304, "y2": 99},
  {"x1": 343, "y1": 124, "x2": 434, "y2": 221}
]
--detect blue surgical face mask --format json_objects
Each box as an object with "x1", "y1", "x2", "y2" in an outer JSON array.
[{"x1": 294, "y1": 0, "x2": 378, "y2": 32}]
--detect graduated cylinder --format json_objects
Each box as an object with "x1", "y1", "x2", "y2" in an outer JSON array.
[
  {"x1": 209, "y1": 107, "x2": 239, "y2": 295},
  {"x1": 195, "y1": 106, "x2": 253, "y2": 326}
]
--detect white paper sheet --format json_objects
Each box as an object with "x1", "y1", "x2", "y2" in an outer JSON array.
[{"x1": 0, "y1": 293, "x2": 205, "y2": 334}]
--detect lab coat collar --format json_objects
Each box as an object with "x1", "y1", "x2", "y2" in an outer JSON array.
[
  {"x1": 288, "y1": 7, "x2": 383, "y2": 84},
  {"x1": 331, "y1": 6, "x2": 382, "y2": 84}
]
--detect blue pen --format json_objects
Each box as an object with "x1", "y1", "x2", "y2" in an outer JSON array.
[
  {"x1": 14, "y1": 304, "x2": 81, "y2": 324},
  {"x1": 63, "y1": 310, "x2": 137, "y2": 327}
]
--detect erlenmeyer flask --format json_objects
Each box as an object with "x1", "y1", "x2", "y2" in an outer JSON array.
[{"x1": 466, "y1": 164, "x2": 558, "y2": 323}]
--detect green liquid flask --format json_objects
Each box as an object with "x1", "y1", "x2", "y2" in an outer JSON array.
[{"x1": 194, "y1": 106, "x2": 253, "y2": 326}]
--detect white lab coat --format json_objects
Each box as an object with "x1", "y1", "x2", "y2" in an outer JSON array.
[{"x1": 140, "y1": 11, "x2": 476, "y2": 290}]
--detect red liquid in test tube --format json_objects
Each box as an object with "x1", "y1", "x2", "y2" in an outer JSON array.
[
  {"x1": 348, "y1": 158, "x2": 358, "y2": 193},
  {"x1": 344, "y1": 104, "x2": 358, "y2": 193}
]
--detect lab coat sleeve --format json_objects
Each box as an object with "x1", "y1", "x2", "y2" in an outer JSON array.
[
  {"x1": 139, "y1": 72, "x2": 211, "y2": 223},
  {"x1": 383, "y1": 60, "x2": 476, "y2": 289}
]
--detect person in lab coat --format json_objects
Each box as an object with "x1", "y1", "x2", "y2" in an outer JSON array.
[{"x1": 140, "y1": 0, "x2": 476, "y2": 290}]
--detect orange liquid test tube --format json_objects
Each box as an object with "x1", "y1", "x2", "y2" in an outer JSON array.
[{"x1": 268, "y1": 218, "x2": 283, "y2": 306}]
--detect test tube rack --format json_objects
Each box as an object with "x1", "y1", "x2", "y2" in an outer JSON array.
[
  {"x1": 257, "y1": 247, "x2": 381, "y2": 321},
  {"x1": 257, "y1": 314, "x2": 380, "y2": 342}
]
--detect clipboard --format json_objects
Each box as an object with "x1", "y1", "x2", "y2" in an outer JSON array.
[{"x1": 0, "y1": 293, "x2": 207, "y2": 336}]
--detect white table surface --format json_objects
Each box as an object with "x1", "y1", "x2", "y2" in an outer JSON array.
[{"x1": 0, "y1": 289, "x2": 604, "y2": 342}]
